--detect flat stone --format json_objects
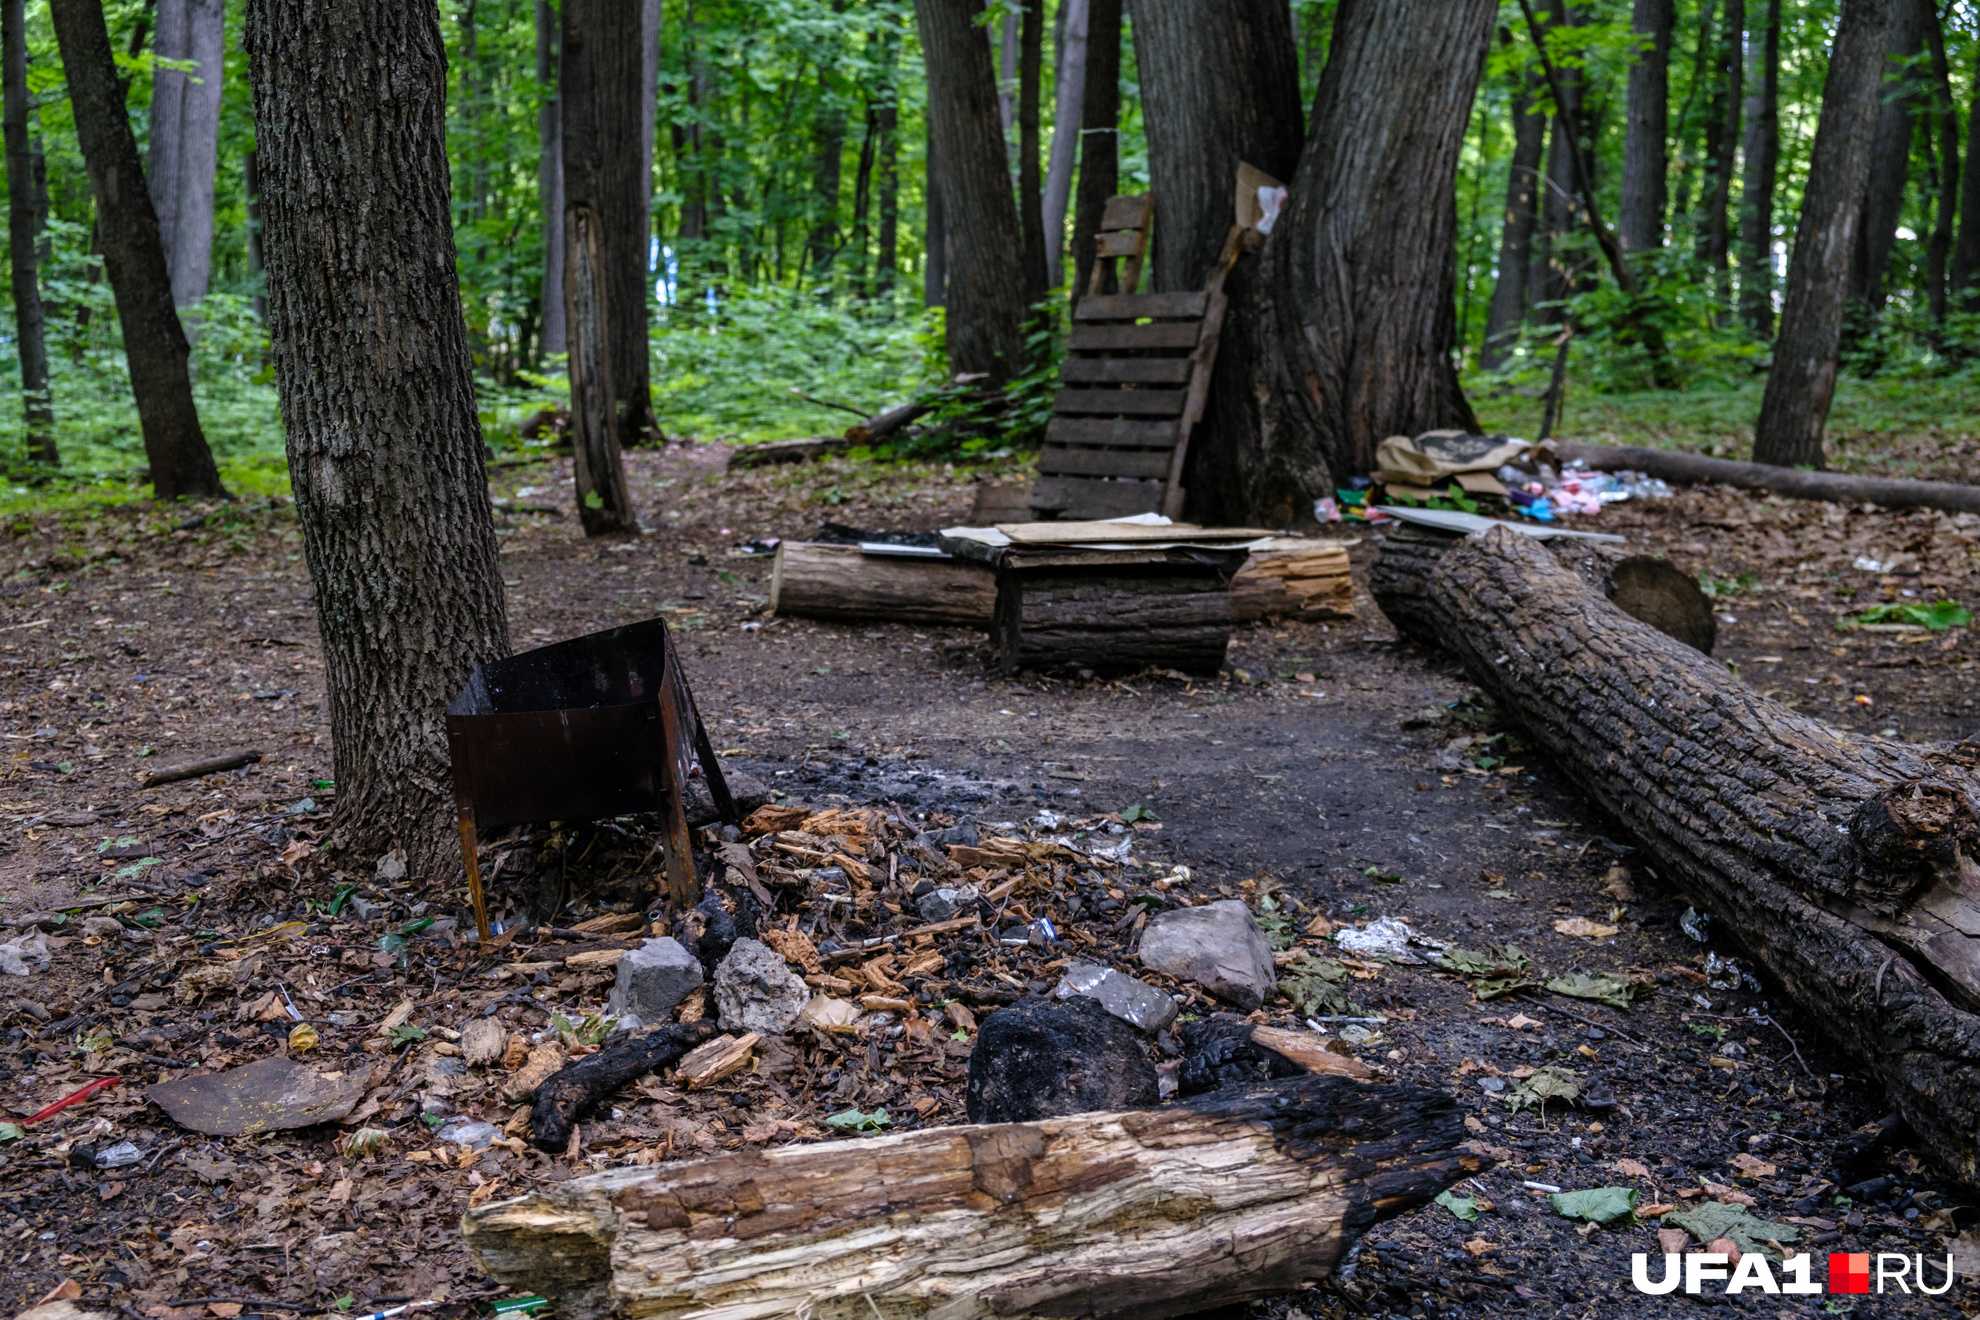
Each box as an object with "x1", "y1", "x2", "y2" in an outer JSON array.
[
  {"x1": 713, "y1": 937, "x2": 808, "y2": 1035},
  {"x1": 685, "y1": 770, "x2": 774, "y2": 828},
  {"x1": 1053, "y1": 959, "x2": 1178, "y2": 1032},
  {"x1": 607, "y1": 937, "x2": 704, "y2": 1022},
  {"x1": 1137, "y1": 899, "x2": 1277, "y2": 1010},
  {"x1": 915, "y1": 884, "x2": 978, "y2": 924}
]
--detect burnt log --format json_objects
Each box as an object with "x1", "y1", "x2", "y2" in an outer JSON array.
[
  {"x1": 1372, "y1": 523, "x2": 1980, "y2": 1185},
  {"x1": 530, "y1": 1019, "x2": 721, "y2": 1151},
  {"x1": 463, "y1": 1073, "x2": 1469, "y2": 1320}
]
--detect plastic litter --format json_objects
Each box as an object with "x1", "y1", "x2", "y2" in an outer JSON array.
[
  {"x1": 1333, "y1": 917, "x2": 1447, "y2": 965},
  {"x1": 92, "y1": 1140, "x2": 142, "y2": 1169},
  {"x1": 435, "y1": 1116, "x2": 501, "y2": 1149},
  {"x1": 1679, "y1": 906, "x2": 1711, "y2": 943}
]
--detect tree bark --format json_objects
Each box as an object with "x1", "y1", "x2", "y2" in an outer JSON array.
[
  {"x1": 770, "y1": 542, "x2": 996, "y2": 626},
  {"x1": 1015, "y1": 0, "x2": 1046, "y2": 304},
  {"x1": 51, "y1": 0, "x2": 223, "y2": 500},
  {"x1": 641, "y1": 0, "x2": 658, "y2": 272},
  {"x1": 245, "y1": 148, "x2": 266, "y2": 320},
  {"x1": 1069, "y1": 0, "x2": 1118, "y2": 303},
  {"x1": 1925, "y1": 2, "x2": 1957, "y2": 325},
  {"x1": 147, "y1": 0, "x2": 185, "y2": 271},
  {"x1": 243, "y1": 0, "x2": 510, "y2": 870},
  {"x1": 1850, "y1": 0, "x2": 1927, "y2": 317},
  {"x1": 535, "y1": 2, "x2": 565, "y2": 358},
  {"x1": 4, "y1": 0, "x2": 54, "y2": 462},
  {"x1": 1482, "y1": 38, "x2": 1545, "y2": 369},
  {"x1": 913, "y1": 0, "x2": 1027, "y2": 381},
  {"x1": 1752, "y1": 0, "x2": 1895, "y2": 469},
  {"x1": 923, "y1": 126, "x2": 946, "y2": 307},
  {"x1": 173, "y1": 0, "x2": 223, "y2": 307},
  {"x1": 1736, "y1": 0, "x2": 1779, "y2": 337},
  {"x1": 1041, "y1": 0, "x2": 1086, "y2": 291},
  {"x1": 1530, "y1": 0, "x2": 1582, "y2": 325},
  {"x1": 1617, "y1": 0, "x2": 1672, "y2": 253},
  {"x1": 803, "y1": 65, "x2": 844, "y2": 283},
  {"x1": 1132, "y1": 0, "x2": 1302, "y2": 526},
  {"x1": 1954, "y1": 44, "x2": 1980, "y2": 302},
  {"x1": 563, "y1": 0, "x2": 653, "y2": 455},
  {"x1": 1371, "y1": 523, "x2": 1980, "y2": 1189},
  {"x1": 566, "y1": 204, "x2": 635, "y2": 536},
  {"x1": 464, "y1": 1074, "x2": 1469, "y2": 1320},
  {"x1": 1204, "y1": 0, "x2": 1491, "y2": 520},
  {"x1": 1698, "y1": 0, "x2": 1742, "y2": 290},
  {"x1": 874, "y1": 24, "x2": 901, "y2": 296}
]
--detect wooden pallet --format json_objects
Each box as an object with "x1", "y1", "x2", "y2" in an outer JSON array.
[{"x1": 1030, "y1": 196, "x2": 1242, "y2": 521}]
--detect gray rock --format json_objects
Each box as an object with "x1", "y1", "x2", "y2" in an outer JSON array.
[
  {"x1": 684, "y1": 769, "x2": 773, "y2": 828},
  {"x1": 348, "y1": 895, "x2": 382, "y2": 921},
  {"x1": 1053, "y1": 959, "x2": 1178, "y2": 1032},
  {"x1": 713, "y1": 937, "x2": 808, "y2": 1035},
  {"x1": 607, "y1": 938, "x2": 704, "y2": 1022},
  {"x1": 1137, "y1": 899, "x2": 1277, "y2": 1010},
  {"x1": 965, "y1": 995, "x2": 1159, "y2": 1123},
  {"x1": 914, "y1": 884, "x2": 978, "y2": 924},
  {"x1": 924, "y1": 821, "x2": 978, "y2": 848}
]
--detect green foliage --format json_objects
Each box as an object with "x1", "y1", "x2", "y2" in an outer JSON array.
[
  {"x1": 1698, "y1": 571, "x2": 1760, "y2": 599},
  {"x1": 1548, "y1": 1186, "x2": 1639, "y2": 1225},
  {"x1": 824, "y1": 1106, "x2": 892, "y2": 1131},
  {"x1": 1840, "y1": 600, "x2": 1972, "y2": 630},
  {"x1": 1281, "y1": 955, "x2": 1358, "y2": 1018},
  {"x1": 1505, "y1": 1064, "x2": 1581, "y2": 1114}
]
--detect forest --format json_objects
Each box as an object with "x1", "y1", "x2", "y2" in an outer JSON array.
[{"x1": 2, "y1": 0, "x2": 1979, "y2": 496}]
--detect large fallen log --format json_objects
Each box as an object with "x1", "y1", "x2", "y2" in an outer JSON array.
[
  {"x1": 1553, "y1": 438, "x2": 1980, "y2": 514},
  {"x1": 462, "y1": 1074, "x2": 1468, "y2": 1320},
  {"x1": 770, "y1": 541, "x2": 997, "y2": 626},
  {"x1": 1371, "y1": 523, "x2": 1980, "y2": 1184}
]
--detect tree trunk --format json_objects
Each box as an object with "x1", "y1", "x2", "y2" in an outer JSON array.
[
  {"x1": 1954, "y1": 45, "x2": 1980, "y2": 302},
  {"x1": 147, "y1": 0, "x2": 185, "y2": 272},
  {"x1": 1371, "y1": 523, "x2": 1980, "y2": 1189},
  {"x1": 1208, "y1": 0, "x2": 1491, "y2": 520},
  {"x1": 1015, "y1": 0, "x2": 1045, "y2": 304},
  {"x1": 1133, "y1": 0, "x2": 1303, "y2": 526},
  {"x1": 1041, "y1": 0, "x2": 1086, "y2": 291},
  {"x1": 1736, "y1": 0, "x2": 1779, "y2": 337},
  {"x1": 242, "y1": 0, "x2": 510, "y2": 871},
  {"x1": 172, "y1": 0, "x2": 222, "y2": 307},
  {"x1": 463, "y1": 1074, "x2": 1468, "y2": 1320},
  {"x1": 4, "y1": 0, "x2": 54, "y2": 463},
  {"x1": 1069, "y1": 0, "x2": 1119, "y2": 303},
  {"x1": 537, "y1": 0, "x2": 565, "y2": 356},
  {"x1": 1552, "y1": 437, "x2": 1980, "y2": 514},
  {"x1": 1617, "y1": 0, "x2": 1672, "y2": 253},
  {"x1": 245, "y1": 148, "x2": 266, "y2": 321},
  {"x1": 566, "y1": 204, "x2": 635, "y2": 536},
  {"x1": 875, "y1": 24, "x2": 900, "y2": 296},
  {"x1": 563, "y1": 0, "x2": 653, "y2": 456},
  {"x1": 1482, "y1": 41, "x2": 1545, "y2": 369},
  {"x1": 923, "y1": 126, "x2": 946, "y2": 307},
  {"x1": 1530, "y1": 1, "x2": 1581, "y2": 326},
  {"x1": 459, "y1": 0, "x2": 485, "y2": 224},
  {"x1": 804, "y1": 67, "x2": 844, "y2": 283},
  {"x1": 913, "y1": 0, "x2": 1027, "y2": 381},
  {"x1": 641, "y1": 0, "x2": 658, "y2": 273},
  {"x1": 51, "y1": 0, "x2": 223, "y2": 500},
  {"x1": 1850, "y1": 0, "x2": 1927, "y2": 316},
  {"x1": 1925, "y1": 3, "x2": 1958, "y2": 325},
  {"x1": 850, "y1": 102, "x2": 875, "y2": 287},
  {"x1": 1669, "y1": 0, "x2": 1717, "y2": 223},
  {"x1": 1752, "y1": 0, "x2": 1896, "y2": 470},
  {"x1": 1698, "y1": 0, "x2": 1742, "y2": 292}
]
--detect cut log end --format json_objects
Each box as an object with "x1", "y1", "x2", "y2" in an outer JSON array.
[{"x1": 465, "y1": 1075, "x2": 1469, "y2": 1320}]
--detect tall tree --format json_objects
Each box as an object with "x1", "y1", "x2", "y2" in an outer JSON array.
[
  {"x1": 537, "y1": 0, "x2": 565, "y2": 356},
  {"x1": 874, "y1": 22, "x2": 901, "y2": 295},
  {"x1": 243, "y1": 0, "x2": 510, "y2": 872},
  {"x1": 1482, "y1": 38, "x2": 1545, "y2": 368},
  {"x1": 148, "y1": 0, "x2": 225, "y2": 307},
  {"x1": 1952, "y1": 43, "x2": 1980, "y2": 301},
  {"x1": 1923, "y1": 0, "x2": 1958, "y2": 325},
  {"x1": 563, "y1": 0, "x2": 654, "y2": 467},
  {"x1": 1736, "y1": 0, "x2": 1780, "y2": 336},
  {"x1": 1531, "y1": 0, "x2": 1584, "y2": 325},
  {"x1": 913, "y1": 0, "x2": 1026, "y2": 381},
  {"x1": 923, "y1": 128, "x2": 946, "y2": 306},
  {"x1": 1014, "y1": 0, "x2": 1046, "y2": 302},
  {"x1": 1135, "y1": 0, "x2": 1303, "y2": 526},
  {"x1": 1752, "y1": 0, "x2": 1897, "y2": 469},
  {"x1": 1849, "y1": 0, "x2": 1927, "y2": 316},
  {"x1": 1617, "y1": 0, "x2": 1673, "y2": 253},
  {"x1": 1068, "y1": 0, "x2": 1119, "y2": 301},
  {"x1": 1040, "y1": 0, "x2": 1087, "y2": 290},
  {"x1": 4, "y1": 0, "x2": 53, "y2": 463},
  {"x1": 50, "y1": 0, "x2": 223, "y2": 499},
  {"x1": 1697, "y1": 0, "x2": 1742, "y2": 288},
  {"x1": 804, "y1": 63, "x2": 845, "y2": 281},
  {"x1": 1196, "y1": 0, "x2": 1494, "y2": 522}
]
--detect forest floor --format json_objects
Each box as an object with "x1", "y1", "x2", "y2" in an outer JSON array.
[{"x1": 0, "y1": 439, "x2": 1975, "y2": 1320}]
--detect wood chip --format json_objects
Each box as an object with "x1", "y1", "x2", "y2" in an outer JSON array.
[
  {"x1": 460, "y1": 1017, "x2": 508, "y2": 1068},
  {"x1": 1249, "y1": 1025, "x2": 1371, "y2": 1079},
  {"x1": 564, "y1": 947, "x2": 627, "y2": 971},
  {"x1": 675, "y1": 1032, "x2": 759, "y2": 1088},
  {"x1": 570, "y1": 911, "x2": 647, "y2": 935},
  {"x1": 501, "y1": 1044, "x2": 565, "y2": 1102}
]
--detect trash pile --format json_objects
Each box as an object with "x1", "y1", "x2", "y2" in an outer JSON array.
[{"x1": 1322, "y1": 431, "x2": 1673, "y2": 525}]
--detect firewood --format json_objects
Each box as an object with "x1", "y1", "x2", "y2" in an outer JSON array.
[
  {"x1": 1250, "y1": 1025, "x2": 1371, "y2": 1078},
  {"x1": 1230, "y1": 539, "x2": 1356, "y2": 621},
  {"x1": 673, "y1": 1032, "x2": 759, "y2": 1088},
  {"x1": 463, "y1": 1074, "x2": 1469, "y2": 1320},
  {"x1": 1371, "y1": 522, "x2": 1980, "y2": 1185},
  {"x1": 528, "y1": 1021, "x2": 721, "y2": 1151},
  {"x1": 139, "y1": 749, "x2": 263, "y2": 788},
  {"x1": 770, "y1": 541, "x2": 996, "y2": 626}
]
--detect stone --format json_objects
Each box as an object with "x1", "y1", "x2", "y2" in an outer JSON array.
[
  {"x1": 1137, "y1": 899, "x2": 1277, "y2": 1010},
  {"x1": 914, "y1": 884, "x2": 978, "y2": 925},
  {"x1": 684, "y1": 769, "x2": 774, "y2": 828},
  {"x1": 606, "y1": 938, "x2": 704, "y2": 1022},
  {"x1": 712, "y1": 938, "x2": 809, "y2": 1035},
  {"x1": 965, "y1": 995, "x2": 1159, "y2": 1124},
  {"x1": 1053, "y1": 959, "x2": 1179, "y2": 1032}
]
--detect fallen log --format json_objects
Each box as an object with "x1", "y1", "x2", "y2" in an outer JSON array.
[
  {"x1": 769, "y1": 541, "x2": 997, "y2": 626},
  {"x1": 139, "y1": 749, "x2": 263, "y2": 788},
  {"x1": 1371, "y1": 523, "x2": 1980, "y2": 1185},
  {"x1": 529, "y1": 1020, "x2": 721, "y2": 1152},
  {"x1": 464, "y1": 1074, "x2": 1468, "y2": 1320},
  {"x1": 729, "y1": 402, "x2": 936, "y2": 471},
  {"x1": 1552, "y1": 438, "x2": 1980, "y2": 514}
]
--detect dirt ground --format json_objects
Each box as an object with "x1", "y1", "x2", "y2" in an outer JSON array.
[{"x1": 0, "y1": 442, "x2": 1976, "y2": 1320}]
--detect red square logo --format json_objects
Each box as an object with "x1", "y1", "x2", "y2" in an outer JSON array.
[{"x1": 1828, "y1": 1253, "x2": 1870, "y2": 1295}]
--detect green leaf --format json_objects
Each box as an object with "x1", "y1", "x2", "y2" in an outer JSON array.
[
  {"x1": 1435, "y1": 1190, "x2": 1479, "y2": 1222},
  {"x1": 583, "y1": 490, "x2": 605, "y2": 510},
  {"x1": 387, "y1": 1023, "x2": 427, "y2": 1045},
  {"x1": 1662, "y1": 1201, "x2": 1801, "y2": 1257},
  {"x1": 1840, "y1": 600, "x2": 1972, "y2": 630},
  {"x1": 1119, "y1": 804, "x2": 1160, "y2": 823},
  {"x1": 824, "y1": 1107, "x2": 892, "y2": 1131},
  {"x1": 0, "y1": 1122, "x2": 24, "y2": 1142},
  {"x1": 1545, "y1": 971, "x2": 1649, "y2": 1009},
  {"x1": 1472, "y1": 976, "x2": 1544, "y2": 1001},
  {"x1": 1282, "y1": 955, "x2": 1358, "y2": 1018},
  {"x1": 1437, "y1": 945, "x2": 1531, "y2": 978},
  {"x1": 1549, "y1": 1186, "x2": 1638, "y2": 1224},
  {"x1": 1506, "y1": 1065, "x2": 1581, "y2": 1113}
]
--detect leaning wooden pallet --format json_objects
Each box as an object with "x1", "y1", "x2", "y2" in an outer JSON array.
[{"x1": 1029, "y1": 194, "x2": 1244, "y2": 522}]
